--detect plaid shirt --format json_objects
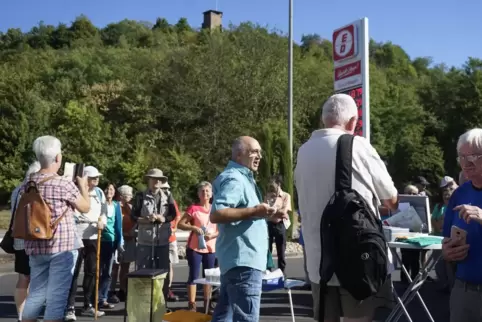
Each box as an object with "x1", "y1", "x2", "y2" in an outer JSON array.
[{"x1": 23, "y1": 173, "x2": 81, "y2": 255}]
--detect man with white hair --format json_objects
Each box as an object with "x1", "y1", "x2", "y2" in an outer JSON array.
[
  {"x1": 295, "y1": 94, "x2": 399, "y2": 322},
  {"x1": 9, "y1": 161, "x2": 41, "y2": 322},
  {"x1": 442, "y1": 128, "x2": 482, "y2": 321},
  {"x1": 21, "y1": 135, "x2": 91, "y2": 322}
]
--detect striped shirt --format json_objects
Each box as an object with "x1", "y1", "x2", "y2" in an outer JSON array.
[{"x1": 22, "y1": 173, "x2": 81, "y2": 255}]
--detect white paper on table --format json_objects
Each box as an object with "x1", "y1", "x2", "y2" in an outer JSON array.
[
  {"x1": 263, "y1": 268, "x2": 284, "y2": 280},
  {"x1": 384, "y1": 206, "x2": 423, "y2": 231},
  {"x1": 398, "y1": 202, "x2": 411, "y2": 212}
]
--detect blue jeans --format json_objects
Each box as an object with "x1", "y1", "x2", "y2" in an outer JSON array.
[
  {"x1": 98, "y1": 241, "x2": 115, "y2": 303},
  {"x1": 211, "y1": 266, "x2": 263, "y2": 322},
  {"x1": 23, "y1": 250, "x2": 78, "y2": 320}
]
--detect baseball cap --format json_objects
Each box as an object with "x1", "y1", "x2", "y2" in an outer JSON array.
[
  {"x1": 440, "y1": 176, "x2": 455, "y2": 188},
  {"x1": 84, "y1": 166, "x2": 102, "y2": 178}
]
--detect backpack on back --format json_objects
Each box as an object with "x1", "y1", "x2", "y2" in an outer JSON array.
[
  {"x1": 318, "y1": 134, "x2": 388, "y2": 321},
  {"x1": 12, "y1": 176, "x2": 68, "y2": 241}
]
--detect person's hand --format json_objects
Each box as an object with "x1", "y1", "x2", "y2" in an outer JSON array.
[
  {"x1": 204, "y1": 233, "x2": 215, "y2": 241},
  {"x1": 193, "y1": 227, "x2": 204, "y2": 235},
  {"x1": 147, "y1": 214, "x2": 156, "y2": 223},
  {"x1": 117, "y1": 244, "x2": 125, "y2": 253},
  {"x1": 442, "y1": 237, "x2": 470, "y2": 261},
  {"x1": 97, "y1": 217, "x2": 106, "y2": 230},
  {"x1": 454, "y1": 204, "x2": 482, "y2": 224},
  {"x1": 275, "y1": 209, "x2": 289, "y2": 220},
  {"x1": 155, "y1": 214, "x2": 166, "y2": 223},
  {"x1": 254, "y1": 203, "x2": 277, "y2": 217},
  {"x1": 76, "y1": 175, "x2": 88, "y2": 189}
]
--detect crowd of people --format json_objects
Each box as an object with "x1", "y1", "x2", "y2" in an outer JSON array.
[{"x1": 6, "y1": 93, "x2": 482, "y2": 322}]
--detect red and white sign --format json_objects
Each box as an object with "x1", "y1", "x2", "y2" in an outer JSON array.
[
  {"x1": 332, "y1": 24, "x2": 357, "y2": 62},
  {"x1": 332, "y1": 18, "x2": 370, "y2": 141},
  {"x1": 334, "y1": 61, "x2": 362, "y2": 91}
]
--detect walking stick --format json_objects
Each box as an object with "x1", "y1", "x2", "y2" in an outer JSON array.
[{"x1": 94, "y1": 219, "x2": 102, "y2": 320}]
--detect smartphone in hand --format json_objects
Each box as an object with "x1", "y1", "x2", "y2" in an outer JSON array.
[{"x1": 451, "y1": 225, "x2": 467, "y2": 246}]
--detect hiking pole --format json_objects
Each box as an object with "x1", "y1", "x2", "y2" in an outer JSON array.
[{"x1": 94, "y1": 218, "x2": 102, "y2": 320}]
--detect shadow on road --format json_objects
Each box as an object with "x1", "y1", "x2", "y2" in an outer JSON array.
[{"x1": 0, "y1": 276, "x2": 450, "y2": 321}]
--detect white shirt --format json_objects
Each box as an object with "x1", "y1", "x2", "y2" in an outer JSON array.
[
  {"x1": 75, "y1": 188, "x2": 107, "y2": 240},
  {"x1": 294, "y1": 128, "x2": 398, "y2": 285}
]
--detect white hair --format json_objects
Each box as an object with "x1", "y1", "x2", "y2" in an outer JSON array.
[
  {"x1": 24, "y1": 161, "x2": 41, "y2": 179},
  {"x1": 32, "y1": 135, "x2": 62, "y2": 168},
  {"x1": 457, "y1": 128, "x2": 482, "y2": 153},
  {"x1": 118, "y1": 185, "x2": 133, "y2": 196},
  {"x1": 321, "y1": 94, "x2": 358, "y2": 127}
]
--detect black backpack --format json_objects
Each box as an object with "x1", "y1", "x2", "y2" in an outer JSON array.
[{"x1": 318, "y1": 134, "x2": 388, "y2": 321}]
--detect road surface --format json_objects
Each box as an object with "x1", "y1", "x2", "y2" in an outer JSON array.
[{"x1": 0, "y1": 256, "x2": 449, "y2": 321}]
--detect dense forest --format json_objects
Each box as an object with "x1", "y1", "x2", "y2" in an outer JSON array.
[{"x1": 0, "y1": 15, "x2": 480, "y2": 207}]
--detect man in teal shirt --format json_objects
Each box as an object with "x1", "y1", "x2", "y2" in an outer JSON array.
[{"x1": 210, "y1": 136, "x2": 286, "y2": 322}]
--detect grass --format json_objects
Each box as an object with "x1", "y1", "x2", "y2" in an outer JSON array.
[{"x1": 0, "y1": 210, "x2": 10, "y2": 230}]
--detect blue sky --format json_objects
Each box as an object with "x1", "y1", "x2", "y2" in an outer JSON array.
[{"x1": 0, "y1": 0, "x2": 479, "y2": 68}]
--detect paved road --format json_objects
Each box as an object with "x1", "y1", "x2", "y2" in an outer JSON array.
[{"x1": 0, "y1": 257, "x2": 449, "y2": 322}]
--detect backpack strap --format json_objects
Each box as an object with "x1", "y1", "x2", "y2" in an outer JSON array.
[
  {"x1": 28, "y1": 175, "x2": 68, "y2": 229},
  {"x1": 94, "y1": 187, "x2": 104, "y2": 203},
  {"x1": 51, "y1": 207, "x2": 70, "y2": 229},
  {"x1": 7, "y1": 190, "x2": 21, "y2": 232},
  {"x1": 335, "y1": 134, "x2": 354, "y2": 191}
]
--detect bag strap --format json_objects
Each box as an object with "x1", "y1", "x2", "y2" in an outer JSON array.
[
  {"x1": 7, "y1": 190, "x2": 21, "y2": 232},
  {"x1": 335, "y1": 134, "x2": 354, "y2": 191},
  {"x1": 51, "y1": 207, "x2": 70, "y2": 229}
]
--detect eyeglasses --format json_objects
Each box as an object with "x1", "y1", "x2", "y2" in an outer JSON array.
[
  {"x1": 249, "y1": 149, "x2": 263, "y2": 157},
  {"x1": 457, "y1": 155, "x2": 482, "y2": 164}
]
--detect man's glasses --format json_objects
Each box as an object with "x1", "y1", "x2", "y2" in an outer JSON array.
[{"x1": 457, "y1": 155, "x2": 482, "y2": 164}]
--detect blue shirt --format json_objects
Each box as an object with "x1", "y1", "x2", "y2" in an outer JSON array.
[
  {"x1": 212, "y1": 161, "x2": 268, "y2": 275},
  {"x1": 443, "y1": 181, "x2": 482, "y2": 284}
]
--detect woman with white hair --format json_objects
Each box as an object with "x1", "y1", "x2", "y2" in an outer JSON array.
[
  {"x1": 442, "y1": 128, "x2": 482, "y2": 321},
  {"x1": 21, "y1": 135, "x2": 91, "y2": 322},
  {"x1": 109, "y1": 184, "x2": 135, "y2": 303},
  {"x1": 8, "y1": 161, "x2": 41, "y2": 322}
]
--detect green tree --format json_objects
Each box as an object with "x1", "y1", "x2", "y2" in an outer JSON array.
[{"x1": 278, "y1": 135, "x2": 295, "y2": 238}]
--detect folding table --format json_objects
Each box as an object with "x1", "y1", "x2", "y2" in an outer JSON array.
[
  {"x1": 386, "y1": 238, "x2": 443, "y2": 322},
  {"x1": 194, "y1": 278, "x2": 306, "y2": 322}
]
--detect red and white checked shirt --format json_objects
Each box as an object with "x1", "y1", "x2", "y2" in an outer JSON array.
[{"x1": 22, "y1": 173, "x2": 81, "y2": 255}]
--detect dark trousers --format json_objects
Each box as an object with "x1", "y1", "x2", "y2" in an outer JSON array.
[
  {"x1": 67, "y1": 239, "x2": 98, "y2": 308},
  {"x1": 401, "y1": 249, "x2": 425, "y2": 283},
  {"x1": 186, "y1": 248, "x2": 216, "y2": 284},
  {"x1": 268, "y1": 222, "x2": 287, "y2": 272}
]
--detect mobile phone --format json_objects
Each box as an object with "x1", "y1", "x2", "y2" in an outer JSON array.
[
  {"x1": 451, "y1": 225, "x2": 467, "y2": 245},
  {"x1": 63, "y1": 162, "x2": 84, "y2": 183}
]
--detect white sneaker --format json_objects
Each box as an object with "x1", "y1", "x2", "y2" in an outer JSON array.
[
  {"x1": 64, "y1": 309, "x2": 77, "y2": 321},
  {"x1": 80, "y1": 306, "x2": 105, "y2": 317}
]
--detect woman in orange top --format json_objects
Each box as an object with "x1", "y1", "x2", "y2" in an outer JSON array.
[
  {"x1": 178, "y1": 181, "x2": 218, "y2": 312},
  {"x1": 109, "y1": 185, "x2": 135, "y2": 303}
]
